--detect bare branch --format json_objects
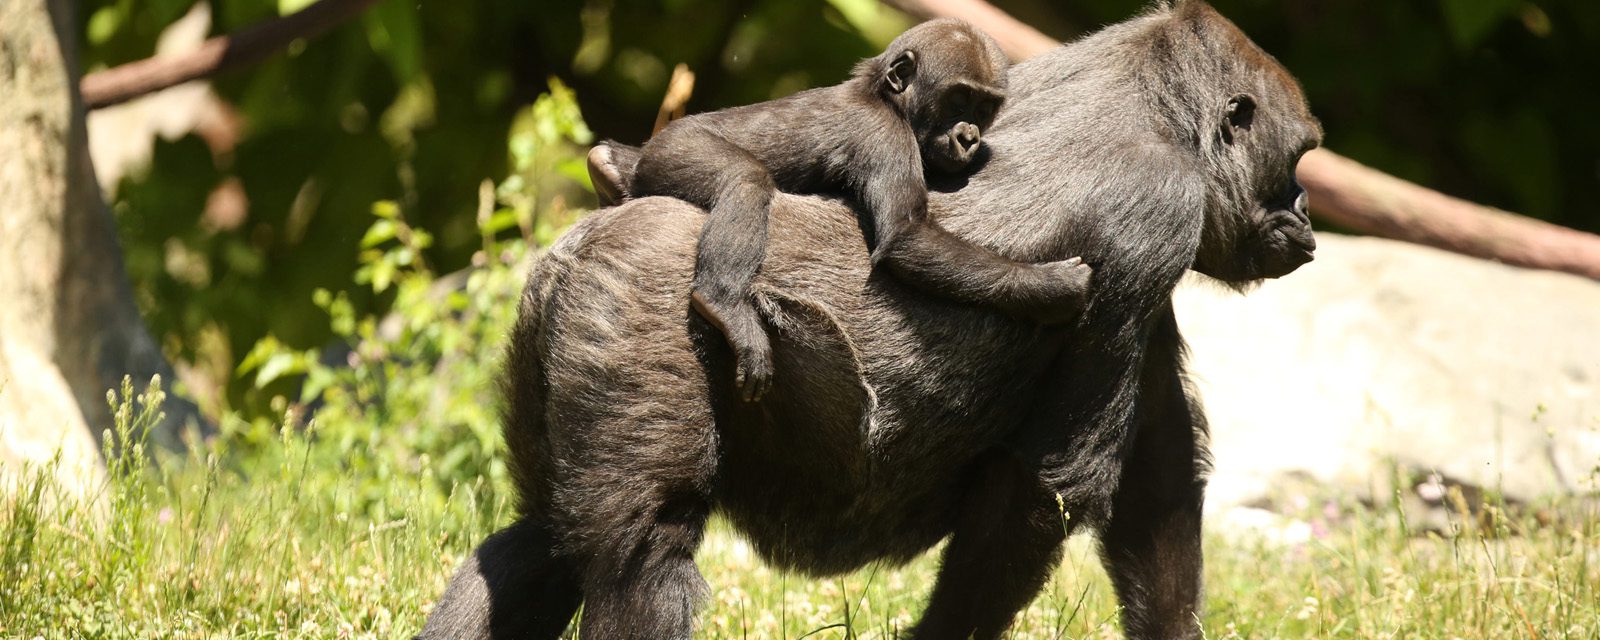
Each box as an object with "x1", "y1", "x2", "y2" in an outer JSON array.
[
  {"x1": 879, "y1": 0, "x2": 1600, "y2": 279},
  {"x1": 1297, "y1": 150, "x2": 1600, "y2": 278},
  {"x1": 80, "y1": 0, "x2": 381, "y2": 110},
  {"x1": 880, "y1": 0, "x2": 1057, "y2": 61}
]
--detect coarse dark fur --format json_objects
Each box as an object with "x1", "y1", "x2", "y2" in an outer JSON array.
[
  {"x1": 622, "y1": 18, "x2": 1093, "y2": 402},
  {"x1": 418, "y1": 2, "x2": 1320, "y2": 639}
]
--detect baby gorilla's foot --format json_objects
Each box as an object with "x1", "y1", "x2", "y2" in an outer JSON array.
[
  {"x1": 586, "y1": 144, "x2": 638, "y2": 207},
  {"x1": 732, "y1": 333, "x2": 774, "y2": 402},
  {"x1": 690, "y1": 291, "x2": 775, "y2": 402}
]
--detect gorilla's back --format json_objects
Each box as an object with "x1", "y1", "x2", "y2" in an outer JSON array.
[{"x1": 506, "y1": 190, "x2": 1054, "y2": 575}]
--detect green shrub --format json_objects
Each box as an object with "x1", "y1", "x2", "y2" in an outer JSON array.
[{"x1": 232, "y1": 80, "x2": 593, "y2": 517}]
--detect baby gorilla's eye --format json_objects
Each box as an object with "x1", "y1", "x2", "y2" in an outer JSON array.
[
  {"x1": 945, "y1": 88, "x2": 971, "y2": 112},
  {"x1": 974, "y1": 100, "x2": 996, "y2": 123}
]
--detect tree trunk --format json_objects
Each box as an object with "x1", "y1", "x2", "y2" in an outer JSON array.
[{"x1": 0, "y1": 0, "x2": 208, "y2": 481}]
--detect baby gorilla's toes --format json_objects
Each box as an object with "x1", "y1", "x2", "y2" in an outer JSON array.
[
  {"x1": 1055, "y1": 256, "x2": 1093, "y2": 292},
  {"x1": 691, "y1": 290, "x2": 776, "y2": 402},
  {"x1": 735, "y1": 340, "x2": 775, "y2": 402}
]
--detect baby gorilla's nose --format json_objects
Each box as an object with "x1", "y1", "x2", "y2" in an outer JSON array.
[{"x1": 954, "y1": 122, "x2": 980, "y2": 151}]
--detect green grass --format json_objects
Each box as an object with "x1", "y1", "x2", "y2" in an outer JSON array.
[{"x1": 3, "y1": 381, "x2": 1596, "y2": 639}]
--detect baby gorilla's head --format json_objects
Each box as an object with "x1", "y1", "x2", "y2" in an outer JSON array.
[{"x1": 866, "y1": 18, "x2": 1010, "y2": 175}]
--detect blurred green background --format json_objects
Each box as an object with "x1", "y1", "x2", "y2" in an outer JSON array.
[{"x1": 79, "y1": 0, "x2": 1600, "y2": 419}]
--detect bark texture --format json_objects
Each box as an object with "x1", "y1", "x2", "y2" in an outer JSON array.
[{"x1": 1, "y1": 0, "x2": 207, "y2": 479}]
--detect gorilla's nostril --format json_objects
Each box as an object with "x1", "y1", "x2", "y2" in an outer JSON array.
[{"x1": 955, "y1": 124, "x2": 979, "y2": 150}]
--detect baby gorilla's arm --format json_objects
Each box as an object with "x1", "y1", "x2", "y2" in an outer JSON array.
[{"x1": 858, "y1": 153, "x2": 1093, "y2": 325}]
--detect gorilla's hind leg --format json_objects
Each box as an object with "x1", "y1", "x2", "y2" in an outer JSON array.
[
  {"x1": 633, "y1": 130, "x2": 777, "y2": 402},
  {"x1": 576, "y1": 496, "x2": 712, "y2": 640},
  {"x1": 911, "y1": 452, "x2": 1067, "y2": 640},
  {"x1": 416, "y1": 517, "x2": 581, "y2": 640}
]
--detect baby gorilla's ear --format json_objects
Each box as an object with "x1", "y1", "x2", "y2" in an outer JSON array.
[{"x1": 885, "y1": 51, "x2": 917, "y2": 94}]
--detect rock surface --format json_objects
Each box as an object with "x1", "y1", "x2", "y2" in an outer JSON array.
[{"x1": 1179, "y1": 233, "x2": 1600, "y2": 512}]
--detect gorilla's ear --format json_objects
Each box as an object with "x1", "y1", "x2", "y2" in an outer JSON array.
[
  {"x1": 886, "y1": 51, "x2": 917, "y2": 94},
  {"x1": 1221, "y1": 93, "x2": 1256, "y2": 144}
]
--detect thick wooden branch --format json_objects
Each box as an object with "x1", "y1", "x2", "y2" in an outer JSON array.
[
  {"x1": 1297, "y1": 151, "x2": 1600, "y2": 278},
  {"x1": 880, "y1": 0, "x2": 1058, "y2": 61},
  {"x1": 881, "y1": 0, "x2": 1600, "y2": 279},
  {"x1": 80, "y1": 0, "x2": 381, "y2": 110}
]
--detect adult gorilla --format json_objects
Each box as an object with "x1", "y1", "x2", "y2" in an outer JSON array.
[{"x1": 420, "y1": 1, "x2": 1320, "y2": 638}]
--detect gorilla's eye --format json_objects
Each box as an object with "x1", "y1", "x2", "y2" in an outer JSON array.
[
  {"x1": 974, "y1": 100, "x2": 996, "y2": 123},
  {"x1": 945, "y1": 87, "x2": 972, "y2": 113}
]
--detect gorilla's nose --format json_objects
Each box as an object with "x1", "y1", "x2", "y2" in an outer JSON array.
[{"x1": 954, "y1": 123, "x2": 980, "y2": 151}]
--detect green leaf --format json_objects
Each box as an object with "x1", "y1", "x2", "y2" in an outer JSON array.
[
  {"x1": 371, "y1": 259, "x2": 396, "y2": 292},
  {"x1": 254, "y1": 352, "x2": 302, "y2": 387},
  {"x1": 236, "y1": 337, "x2": 284, "y2": 374},
  {"x1": 372, "y1": 200, "x2": 401, "y2": 220},
  {"x1": 483, "y1": 209, "x2": 520, "y2": 236},
  {"x1": 361, "y1": 220, "x2": 398, "y2": 248},
  {"x1": 278, "y1": 0, "x2": 317, "y2": 16},
  {"x1": 300, "y1": 367, "x2": 338, "y2": 403},
  {"x1": 86, "y1": 6, "x2": 125, "y2": 46}
]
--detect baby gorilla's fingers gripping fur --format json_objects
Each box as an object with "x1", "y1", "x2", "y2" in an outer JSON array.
[
  {"x1": 1026, "y1": 257, "x2": 1095, "y2": 324},
  {"x1": 874, "y1": 218, "x2": 1096, "y2": 325}
]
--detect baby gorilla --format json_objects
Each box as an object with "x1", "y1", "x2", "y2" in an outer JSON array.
[{"x1": 628, "y1": 18, "x2": 1092, "y2": 401}]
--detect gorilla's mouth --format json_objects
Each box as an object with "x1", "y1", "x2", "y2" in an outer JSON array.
[
  {"x1": 1268, "y1": 235, "x2": 1315, "y2": 277},
  {"x1": 1284, "y1": 229, "x2": 1316, "y2": 253},
  {"x1": 927, "y1": 134, "x2": 978, "y2": 174}
]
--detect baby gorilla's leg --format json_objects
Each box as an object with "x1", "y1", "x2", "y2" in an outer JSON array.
[
  {"x1": 690, "y1": 288, "x2": 772, "y2": 402},
  {"x1": 688, "y1": 163, "x2": 776, "y2": 401},
  {"x1": 633, "y1": 128, "x2": 778, "y2": 402}
]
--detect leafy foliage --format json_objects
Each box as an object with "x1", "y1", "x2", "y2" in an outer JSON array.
[{"x1": 224, "y1": 82, "x2": 593, "y2": 510}]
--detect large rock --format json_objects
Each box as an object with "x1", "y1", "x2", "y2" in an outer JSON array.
[{"x1": 1180, "y1": 233, "x2": 1600, "y2": 511}]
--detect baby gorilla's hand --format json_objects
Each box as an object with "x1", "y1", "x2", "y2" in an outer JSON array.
[{"x1": 1033, "y1": 256, "x2": 1095, "y2": 324}]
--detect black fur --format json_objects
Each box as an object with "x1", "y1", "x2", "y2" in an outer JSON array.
[
  {"x1": 625, "y1": 18, "x2": 1093, "y2": 402},
  {"x1": 420, "y1": 2, "x2": 1320, "y2": 639}
]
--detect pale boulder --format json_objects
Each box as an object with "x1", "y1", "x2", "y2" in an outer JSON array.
[{"x1": 1181, "y1": 233, "x2": 1600, "y2": 510}]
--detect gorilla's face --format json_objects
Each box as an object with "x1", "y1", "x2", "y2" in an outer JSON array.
[
  {"x1": 918, "y1": 80, "x2": 1003, "y2": 175},
  {"x1": 1193, "y1": 89, "x2": 1323, "y2": 283}
]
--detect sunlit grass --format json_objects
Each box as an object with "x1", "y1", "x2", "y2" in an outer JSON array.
[{"x1": 2, "y1": 381, "x2": 1596, "y2": 638}]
